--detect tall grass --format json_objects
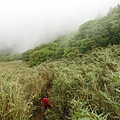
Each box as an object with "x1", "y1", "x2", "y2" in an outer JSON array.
[
  {"x1": 0, "y1": 44, "x2": 120, "y2": 120},
  {"x1": 46, "y1": 45, "x2": 120, "y2": 120},
  {"x1": 0, "y1": 61, "x2": 52, "y2": 120}
]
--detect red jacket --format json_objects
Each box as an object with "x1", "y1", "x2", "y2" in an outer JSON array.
[{"x1": 42, "y1": 98, "x2": 52, "y2": 107}]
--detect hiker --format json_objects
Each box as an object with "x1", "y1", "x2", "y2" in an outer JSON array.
[{"x1": 41, "y1": 96, "x2": 53, "y2": 111}]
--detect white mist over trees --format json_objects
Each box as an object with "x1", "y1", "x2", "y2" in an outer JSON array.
[{"x1": 0, "y1": 0, "x2": 119, "y2": 52}]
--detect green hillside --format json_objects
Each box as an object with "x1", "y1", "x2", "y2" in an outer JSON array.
[
  {"x1": 0, "y1": 5, "x2": 120, "y2": 120},
  {"x1": 23, "y1": 5, "x2": 120, "y2": 67},
  {"x1": 0, "y1": 44, "x2": 120, "y2": 120}
]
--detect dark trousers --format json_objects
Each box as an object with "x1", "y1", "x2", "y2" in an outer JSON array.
[{"x1": 44, "y1": 105, "x2": 51, "y2": 110}]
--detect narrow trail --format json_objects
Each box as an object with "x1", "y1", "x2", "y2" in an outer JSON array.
[
  {"x1": 31, "y1": 100, "x2": 48, "y2": 120},
  {"x1": 32, "y1": 108, "x2": 44, "y2": 120},
  {"x1": 32, "y1": 83, "x2": 53, "y2": 120}
]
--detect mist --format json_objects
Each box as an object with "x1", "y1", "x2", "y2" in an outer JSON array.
[{"x1": 0, "y1": 0, "x2": 119, "y2": 53}]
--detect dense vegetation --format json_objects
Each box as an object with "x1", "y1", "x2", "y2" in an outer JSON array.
[
  {"x1": 22, "y1": 5, "x2": 120, "y2": 67},
  {"x1": 0, "y1": 44, "x2": 120, "y2": 120},
  {"x1": 0, "y1": 5, "x2": 120, "y2": 120}
]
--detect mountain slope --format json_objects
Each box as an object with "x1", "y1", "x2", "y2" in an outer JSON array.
[
  {"x1": 0, "y1": 44, "x2": 119, "y2": 120},
  {"x1": 22, "y1": 5, "x2": 120, "y2": 67}
]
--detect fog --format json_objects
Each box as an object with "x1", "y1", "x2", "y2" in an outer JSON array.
[{"x1": 0, "y1": 0, "x2": 119, "y2": 52}]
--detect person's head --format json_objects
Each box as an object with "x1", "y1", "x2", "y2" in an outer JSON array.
[{"x1": 45, "y1": 95, "x2": 48, "y2": 98}]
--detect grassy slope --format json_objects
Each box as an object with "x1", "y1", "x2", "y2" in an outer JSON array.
[
  {"x1": 0, "y1": 61, "x2": 49, "y2": 120},
  {"x1": 0, "y1": 5, "x2": 120, "y2": 120},
  {"x1": 48, "y1": 44, "x2": 120, "y2": 120},
  {"x1": 0, "y1": 44, "x2": 120, "y2": 120}
]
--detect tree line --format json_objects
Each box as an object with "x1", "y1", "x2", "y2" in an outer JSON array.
[{"x1": 0, "y1": 5, "x2": 119, "y2": 66}]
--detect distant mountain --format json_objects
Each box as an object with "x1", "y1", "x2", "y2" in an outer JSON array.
[
  {"x1": 0, "y1": 42, "x2": 22, "y2": 61},
  {"x1": 0, "y1": 43, "x2": 13, "y2": 56}
]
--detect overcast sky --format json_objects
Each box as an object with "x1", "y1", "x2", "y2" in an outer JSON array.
[{"x1": 0, "y1": 0, "x2": 119, "y2": 52}]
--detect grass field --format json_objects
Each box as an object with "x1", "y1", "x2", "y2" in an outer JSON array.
[{"x1": 0, "y1": 45, "x2": 120, "y2": 120}]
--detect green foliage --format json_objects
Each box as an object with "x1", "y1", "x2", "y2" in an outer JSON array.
[
  {"x1": 0, "y1": 5, "x2": 120, "y2": 120},
  {"x1": 71, "y1": 5, "x2": 120, "y2": 51},
  {"x1": 22, "y1": 5, "x2": 120, "y2": 67},
  {"x1": 0, "y1": 44, "x2": 120, "y2": 120},
  {"x1": 46, "y1": 44, "x2": 120, "y2": 120},
  {"x1": 0, "y1": 61, "x2": 54, "y2": 120},
  {"x1": 28, "y1": 49, "x2": 52, "y2": 66},
  {"x1": 22, "y1": 35, "x2": 69, "y2": 66}
]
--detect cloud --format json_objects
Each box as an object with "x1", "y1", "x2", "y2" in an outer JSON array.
[{"x1": 0, "y1": 0, "x2": 119, "y2": 52}]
